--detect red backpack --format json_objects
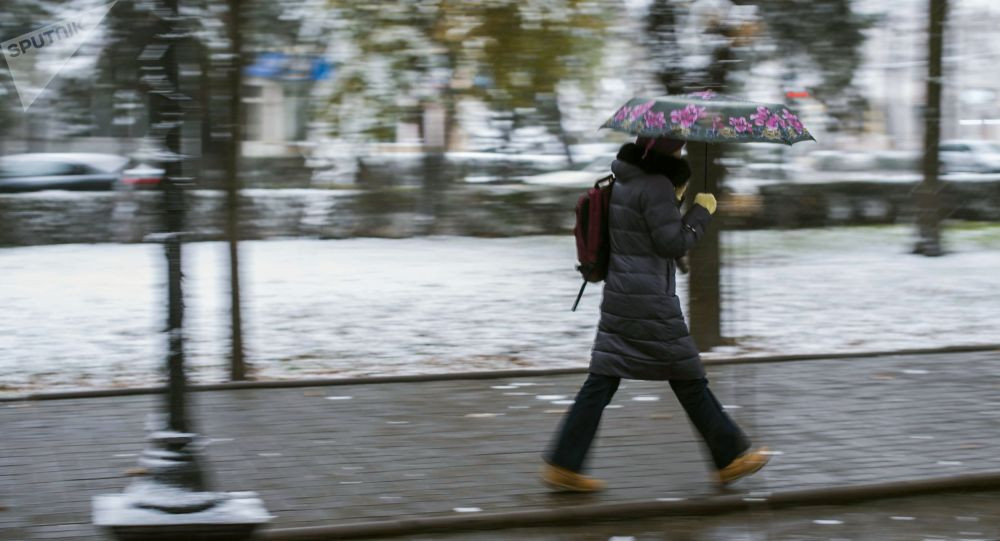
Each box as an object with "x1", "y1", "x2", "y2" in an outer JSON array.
[{"x1": 571, "y1": 174, "x2": 614, "y2": 311}]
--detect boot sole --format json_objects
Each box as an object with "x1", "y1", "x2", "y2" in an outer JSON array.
[
  {"x1": 541, "y1": 477, "x2": 604, "y2": 493},
  {"x1": 719, "y1": 456, "x2": 769, "y2": 485}
]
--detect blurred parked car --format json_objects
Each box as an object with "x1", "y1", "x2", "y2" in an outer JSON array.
[
  {"x1": 940, "y1": 140, "x2": 1000, "y2": 174},
  {"x1": 517, "y1": 156, "x2": 614, "y2": 187},
  {"x1": 120, "y1": 163, "x2": 165, "y2": 188},
  {"x1": 0, "y1": 153, "x2": 154, "y2": 193}
]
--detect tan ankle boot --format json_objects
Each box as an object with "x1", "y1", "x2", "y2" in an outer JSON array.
[
  {"x1": 718, "y1": 447, "x2": 771, "y2": 485},
  {"x1": 541, "y1": 462, "x2": 606, "y2": 493}
]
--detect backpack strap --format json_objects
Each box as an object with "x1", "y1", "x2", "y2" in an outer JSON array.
[{"x1": 571, "y1": 280, "x2": 588, "y2": 312}]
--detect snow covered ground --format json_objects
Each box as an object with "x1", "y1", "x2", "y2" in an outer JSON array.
[{"x1": 1, "y1": 225, "x2": 998, "y2": 395}]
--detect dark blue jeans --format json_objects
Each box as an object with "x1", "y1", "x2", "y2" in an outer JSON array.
[{"x1": 545, "y1": 373, "x2": 751, "y2": 472}]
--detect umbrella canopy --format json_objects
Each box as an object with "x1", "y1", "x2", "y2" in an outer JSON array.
[{"x1": 601, "y1": 90, "x2": 814, "y2": 146}]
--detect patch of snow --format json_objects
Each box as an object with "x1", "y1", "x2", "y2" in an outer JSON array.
[
  {"x1": 0, "y1": 226, "x2": 998, "y2": 394},
  {"x1": 93, "y1": 483, "x2": 272, "y2": 526}
]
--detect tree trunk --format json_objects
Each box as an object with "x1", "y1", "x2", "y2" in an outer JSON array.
[
  {"x1": 647, "y1": 0, "x2": 686, "y2": 96},
  {"x1": 914, "y1": 0, "x2": 947, "y2": 256},
  {"x1": 225, "y1": 0, "x2": 247, "y2": 380},
  {"x1": 540, "y1": 93, "x2": 575, "y2": 166},
  {"x1": 687, "y1": 142, "x2": 724, "y2": 350},
  {"x1": 198, "y1": 45, "x2": 225, "y2": 187},
  {"x1": 687, "y1": 35, "x2": 731, "y2": 352},
  {"x1": 421, "y1": 103, "x2": 448, "y2": 232}
]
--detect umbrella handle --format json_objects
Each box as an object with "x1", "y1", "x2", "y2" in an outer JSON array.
[{"x1": 704, "y1": 141, "x2": 709, "y2": 195}]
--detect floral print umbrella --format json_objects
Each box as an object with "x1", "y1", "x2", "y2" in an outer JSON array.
[{"x1": 601, "y1": 90, "x2": 814, "y2": 146}]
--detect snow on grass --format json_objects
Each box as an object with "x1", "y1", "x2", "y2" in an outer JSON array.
[{"x1": 0, "y1": 224, "x2": 998, "y2": 395}]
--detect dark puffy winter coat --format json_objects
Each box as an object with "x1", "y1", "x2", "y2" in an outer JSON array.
[{"x1": 588, "y1": 159, "x2": 712, "y2": 380}]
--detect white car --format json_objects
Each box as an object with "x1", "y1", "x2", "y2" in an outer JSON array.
[
  {"x1": 0, "y1": 153, "x2": 129, "y2": 192},
  {"x1": 518, "y1": 157, "x2": 614, "y2": 187},
  {"x1": 939, "y1": 140, "x2": 1000, "y2": 174}
]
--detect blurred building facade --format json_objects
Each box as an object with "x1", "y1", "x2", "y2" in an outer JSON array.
[
  {"x1": 242, "y1": 50, "x2": 330, "y2": 157},
  {"x1": 859, "y1": 0, "x2": 1000, "y2": 149}
]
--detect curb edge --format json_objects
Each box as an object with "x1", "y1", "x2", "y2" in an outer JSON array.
[
  {"x1": 255, "y1": 471, "x2": 1000, "y2": 540},
  {"x1": 4, "y1": 343, "x2": 998, "y2": 402}
]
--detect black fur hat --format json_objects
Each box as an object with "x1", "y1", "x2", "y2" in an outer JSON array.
[{"x1": 616, "y1": 143, "x2": 691, "y2": 188}]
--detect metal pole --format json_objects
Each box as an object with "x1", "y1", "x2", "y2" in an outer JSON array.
[
  {"x1": 704, "y1": 141, "x2": 709, "y2": 194},
  {"x1": 165, "y1": 234, "x2": 189, "y2": 433},
  {"x1": 94, "y1": 0, "x2": 270, "y2": 536},
  {"x1": 156, "y1": 0, "x2": 191, "y2": 435}
]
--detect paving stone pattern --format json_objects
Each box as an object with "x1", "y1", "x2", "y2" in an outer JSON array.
[{"x1": 1, "y1": 351, "x2": 999, "y2": 540}]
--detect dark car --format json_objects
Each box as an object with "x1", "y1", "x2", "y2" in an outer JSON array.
[{"x1": 0, "y1": 153, "x2": 134, "y2": 193}]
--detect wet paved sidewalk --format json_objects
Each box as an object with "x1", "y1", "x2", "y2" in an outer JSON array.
[
  {"x1": 2, "y1": 350, "x2": 1000, "y2": 540},
  {"x1": 413, "y1": 490, "x2": 1000, "y2": 540}
]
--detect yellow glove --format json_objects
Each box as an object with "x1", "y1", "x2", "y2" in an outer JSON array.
[
  {"x1": 694, "y1": 193, "x2": 717, "y2": 215},
  {"x1": 674, "y1": 182, "x2": 688, "y2": 202}
]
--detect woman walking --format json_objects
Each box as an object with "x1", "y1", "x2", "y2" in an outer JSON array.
[{"x1": 542, "y1": 137, "x2": 769, "y2": 492}]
